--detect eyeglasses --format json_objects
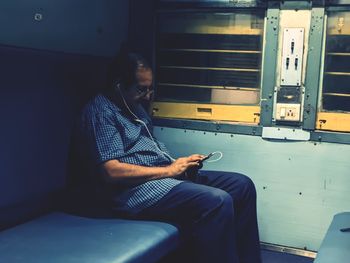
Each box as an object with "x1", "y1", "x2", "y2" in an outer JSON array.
[{"x1": 135, "y1": 85, "x2": 153, "y2": 95}]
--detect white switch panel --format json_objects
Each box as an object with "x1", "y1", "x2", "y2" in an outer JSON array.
[
  {"x1": 275, "y1": 103, "x2": 301, "y2": 121},
  {"x1": 280, "y1": 28, "x2": 304, "y2": 86}
]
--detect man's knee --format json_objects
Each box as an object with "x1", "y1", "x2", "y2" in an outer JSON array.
[
  {"x1": 240, "y1": 174, "x2": 256, "y2": 189},
  {"x1": 235, "y1": 174, "x2": 257, "y2": 200},
  {"x1": 200, "y1": 189, "x2": 233, "y2": 217},
  {"x1": 211, "y1": 189, "x2": 233, "y2": 206}
]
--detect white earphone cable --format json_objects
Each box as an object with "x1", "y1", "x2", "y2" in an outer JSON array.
[
  {"x1": 205, "y1": 151, "x2": 223, "y2": 163},
  {"x1": 118, "y1": 85, "x2": 176, "y2": 161}
]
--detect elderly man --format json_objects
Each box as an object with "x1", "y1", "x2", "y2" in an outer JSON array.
[{"x1": 79, "y1": 51, "x2": 261, "y2": 263}]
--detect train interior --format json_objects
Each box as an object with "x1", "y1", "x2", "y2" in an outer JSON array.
[{"x1": 0, "y1": 0, "x2": 349, "y2": 262}]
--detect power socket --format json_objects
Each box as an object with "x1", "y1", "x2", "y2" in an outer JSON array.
[{"x1": 275, "y1": 103, "x2": 301, "y2": 122}]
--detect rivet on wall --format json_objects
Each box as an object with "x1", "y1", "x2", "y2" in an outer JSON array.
[{"x1": 34, "y1": 13, "x2": 43, "y2": 22}]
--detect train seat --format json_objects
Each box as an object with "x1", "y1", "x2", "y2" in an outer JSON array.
[
  {"x1": 314, "y1": 212, "x2": 350, "y2": 263},
  {"x1": 0, "y1": 45, "x2": 180, "y2": 263},
  {"x1": 0, "y1": 212, "x2": 179, "y2": 263}
]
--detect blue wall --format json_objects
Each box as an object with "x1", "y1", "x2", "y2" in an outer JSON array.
[
  {"x1": 0, "y1": 0, "x2": 128, "y2": 227},
  {"x1": 154, "y1": 127, "x2": 350, "y2": 251},
  {"x1": 0, "y1": 1, "x2": 128, "y2": 56}
]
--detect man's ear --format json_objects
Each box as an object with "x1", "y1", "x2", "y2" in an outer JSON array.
[
  {"x1": 114, "y1": 77, "x2": 123, "y2": 89},
  {"x1": 115, "y1": 82, "x2": 129, "y2": 98},
  {"x1": 116, "y1": 82, "x2": 126, "y2": 92},
  {"x1": 117, "y1": 82, "x2": 128, "y2": 91}
]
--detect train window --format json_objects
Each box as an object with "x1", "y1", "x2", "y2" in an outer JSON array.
[
  {"x1": 317, "y1": 11, "x2": 350, "y2": 132},
  {"x1": 152, "y1": 11, "x2": 264, "y2": 124}
]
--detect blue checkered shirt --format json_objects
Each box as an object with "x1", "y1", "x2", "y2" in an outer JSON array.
[{"x1": 80, "y1": 94, "x2": 182, "y2": 213}]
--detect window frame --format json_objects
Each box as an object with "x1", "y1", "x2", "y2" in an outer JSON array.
[
  {"x1": 152, "y1": 7, "x2": 267, "y2": 124},
  {"x1": 315, "y1": 6, "x2": 350, "y2": 133}
]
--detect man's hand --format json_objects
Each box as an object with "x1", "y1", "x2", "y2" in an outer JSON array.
[
  {"x1": 101, "y1": 154, "x2": 206, "y2": 185},
  {"x1": 167, "y1": 154, "x2": 205, "y2": 177}
]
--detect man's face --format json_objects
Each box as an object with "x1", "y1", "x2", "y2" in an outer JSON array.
[{"x1": 125, "y1": 67, "x2": 153, "y2": 105}]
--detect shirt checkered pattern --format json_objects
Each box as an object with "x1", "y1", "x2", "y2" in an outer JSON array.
[{"x1": 80, "y1": 94, "x2": 182, "y2": 212}]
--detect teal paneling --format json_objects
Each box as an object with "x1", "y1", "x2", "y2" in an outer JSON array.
[
  {"x1": 260, "y1": 7, "x2": 280, "y2": 126},
  {"x1": 327, "y1": 6, "x2": 350, "y2": 12},
  {"x1": 303, "y1": 8, "x2": 325, "y2": 130},
  {"x1": 153, "y1": 118, "x2": 263, "y2": 136},
  {"x1": 154, "y1": 127, "x2": 350, "y2": 251},
  {"x1": 310, "y1": 131, "x2": 350, "y2": 145},
  {"x1": 0, "y1": 0, "x2": 128, "y2": 56},
  {"x1": 280, "y1": 1, "x2": 312, "y2": 10}
]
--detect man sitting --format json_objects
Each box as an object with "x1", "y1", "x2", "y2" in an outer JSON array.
[{"x1": 79, "y1": 51, "x2": 261, "y2": 263}]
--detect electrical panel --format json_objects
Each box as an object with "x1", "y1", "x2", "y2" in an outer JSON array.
[
  {"x1": 275, "y1": 27, "x2": 305, "y2": 123},
  {"x1": 280, "y1": 28, "x2": 304, "y2": 86}
]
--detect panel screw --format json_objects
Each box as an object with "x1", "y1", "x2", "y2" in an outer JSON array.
[{"x1": 34, "y1": 13, "x2": 43, "y2": 21}]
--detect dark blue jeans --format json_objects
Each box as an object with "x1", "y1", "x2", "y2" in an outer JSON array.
[{"x1": 139, "y1": 171, "x2": 261, "y2": 263}]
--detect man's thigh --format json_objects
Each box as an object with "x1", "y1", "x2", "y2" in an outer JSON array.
[
  {"x1": 196, "y1": 170, "x2": 257, "y2": 207},
  {"x1": 197, "y1": 170, "x2": 255, "y2": 193},
  {"x1": 138, "y1": 181, "x2": 232, "y2": 225}
]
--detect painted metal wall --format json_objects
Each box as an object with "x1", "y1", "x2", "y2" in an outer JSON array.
[
  {"x1": 0, "y1": 0, "x2": 128, "y2": 56},
  {"x1": 154, "y1": 126, "x2": 350, "y2": 251}
]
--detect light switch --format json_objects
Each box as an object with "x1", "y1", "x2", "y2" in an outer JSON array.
[{"x1": 280, "y1": 107, "x2": 286, "y2": 118}]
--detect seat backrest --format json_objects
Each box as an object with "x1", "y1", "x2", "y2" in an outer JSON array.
[
  {"x1": 314, "y1": 212, "x2": 350, "y2": 263},
  {"x1": 0, "y1": 45, "x2": 110, "y2": 229}
]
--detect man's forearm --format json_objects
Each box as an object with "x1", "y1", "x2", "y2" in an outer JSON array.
[
  {"x1": 101, "y1": 160, "x2": 173, "y2": 185},
  {"x1": 101, "y1": 155, "x2": 202, "y2": 186}
]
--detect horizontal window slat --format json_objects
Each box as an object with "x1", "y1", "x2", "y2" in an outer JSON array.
[
  {"x1": 323, "y1": 93, "x2": 350, "y2": 97},
  {"x1": 158, "y1": 33, "x2": 262, "y2": 51},
  {"x1": 160, "y1": 48, "x2": 262, "y2": 54},
  {"x1": 157, "y1": 68, "x2": 260, "y2": 88},
  {"x1": 160, "y1": 66, "x2": 260, "y2": 72},
  {"x1": 158, "y1": 50, "x2": 261, "y2": 69},
  {"x1": 158, "y1": 82, "x2": 259, "y2": 91}
]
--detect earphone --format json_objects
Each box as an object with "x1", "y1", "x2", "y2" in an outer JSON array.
[{"x1": 117, "y1": 83, "x2": 176, "y2": 161}]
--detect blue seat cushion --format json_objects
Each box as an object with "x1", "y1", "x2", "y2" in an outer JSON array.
[
  {"x1": 314, "y1": 212, "x2": 350, "y2": 263},
  {"x1": 0, "y1": 212, "x2": 179, "y2": 263}
]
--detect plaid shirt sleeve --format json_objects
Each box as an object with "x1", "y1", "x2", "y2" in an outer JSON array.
[{"x1": 83, "y1": 111, "x2": 125, "y2": 164}]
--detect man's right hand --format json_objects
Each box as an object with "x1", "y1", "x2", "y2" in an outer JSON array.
[
  {"x1": 167, "y1": 154, "x2": 204, "y2": 177},
  {"x1": 100, "y1": 154, "x2": 205, "y2": 185}
]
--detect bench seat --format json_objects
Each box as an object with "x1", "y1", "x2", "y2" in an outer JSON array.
[
  {"x1": 314, "y1": 212, "x2": 350, "y2": 263},
  {"x1": 0, "y1": 212, "x2": 179, "y2": 263}
]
